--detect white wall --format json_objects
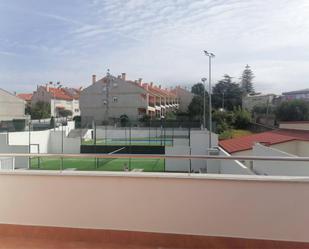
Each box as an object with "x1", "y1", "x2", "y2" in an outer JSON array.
[
  {"x1": 0, "y1": 134, "x2": 28, "y2": 169},
  {"x1": 190, "y1": 131, "x2": 218, "y2": 172},
  {"x1": 165, "y1": 146, "x2": 190, "y2": 172},
  {"x1": 95, "y1": 127, "x2": 189, "y2": 140},
  {"x1": 297, "y1": 141, "x2": 309, "y2": 157},
  {"x1": 219, "y1": 148, "x2": 254, "y2": 175},
  {"x1": 49, "y1": 131, "x2": 81, "y2": 154},
  {"x1": 8, "y1": 124, "x2": 80, "y2": 154},
  {"x1": 0, "y1": 171, "x2": 309, "y2": 243},
  {"x1": 279, "y1": 122, "x2": 309, "y2": 130},
  {"x1": 252, "y1": 143, "x2": 309, "y2": 176},
  {"x1": 9, "y1": 130, "x2": 50, "y2": 153}
]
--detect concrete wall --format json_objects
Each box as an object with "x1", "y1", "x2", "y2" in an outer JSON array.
[
  {"x1": 190, "y1": 131, "x2": 218, "y2": 172},
  {"x1": 9, "y1": 130, "x2": 51, "y2": 153},
  {"x1": 279, "y1": 122, "x2": 309, "y2": 131},
  {"x1": 8, "y1": 124, "x2": 80, "y2": 154},
  {"x1": 0, "y1": 171, "x2": 309, "y2": 243},
  {"x1": 165, "y1": 146, "x2": 190, "y2": 172},
  {"x1": 219, "y1": 148, "x2": 254, "y2": 175},
  {"x1": 297, "y1": 141, "x2": 309, "y2": 157},
  {"x1": 252, "y1": 143, "x2": 309, "y2": 176},
  {"x1": 49, "y1": 131, "x2": 81, "y2": 154},
  {"x1": 270, "y1": 140, "x2": 298, "y2": 156},
  {"x1": 0, "y1": 134, "x2": 28, "y2": 169},
  {"x1": 95, "y1": 127, "x2": 189, "y2": 140}
]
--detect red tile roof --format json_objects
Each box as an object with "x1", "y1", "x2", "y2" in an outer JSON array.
[
  {"x1": 46, "y1": 87, "x2": 73, "y2": 101},
  {"x1": 17, "y1": 93, "x2": 32, "y2": 101},
  {"x1": 219, "y1": 129, "x2": 309, "y2": 154}
]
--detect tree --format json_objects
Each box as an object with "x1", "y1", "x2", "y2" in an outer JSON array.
[
  {"x1": 240, "y1": 64, "x2": 255, "y2": 95},
  {"x1": 58, "y1": 109, "x2": 72, "y2": 117},
  {"x1": 31, "y1": 101, "x2": 51, "y2": 119},
  {"x1": 232, "y1": 107, "x2": 251, "y2": 129},
  {"x1": 191, "y1": 83, "x2": 205, "y2": 96},
  {"x1": 275, "y1": 100, "x2": 309, "y2": 121},
  {"x1": 188, "y1": 95, "x2": 207, "y2": 120},
  {"x1": 212, "y1": 74, "x2": 242, "y2": 111}
]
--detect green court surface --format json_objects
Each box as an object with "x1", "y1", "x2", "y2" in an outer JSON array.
[
  {"x1": 82, "y1": 137, "x2": 173, "y2": 146},
  {"x1": 30, "y1": 157, "x2": 165, "y2": 172}
]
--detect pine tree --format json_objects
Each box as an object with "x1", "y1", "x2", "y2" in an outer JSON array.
[{"x1": 240, "y1": 64, "x2": 255, "y2": 95}]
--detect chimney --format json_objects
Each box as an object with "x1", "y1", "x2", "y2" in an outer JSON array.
[
  {"x1": 92, "y1": 75, "x2": 96, "y2": 84},
  {"x1": 150, "y1": 82, "x2": 153, "y2": 87},
  {"x1": 121, "y1": 73, "x2": 126, "y2": 81},
  {"x1": 138, "y1": 78, "x2": 142, "y2": 85},
  {"x1": 159, "y1": 85, "x2": 161, "y2": 89}
]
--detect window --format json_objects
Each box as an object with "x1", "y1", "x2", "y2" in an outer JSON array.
[
  {"x1": 113, "y1": 96, "x2": 118, "y2": 103},
  {"x1": 74, "y1": 109, "x2": 79, "y2": 112}
]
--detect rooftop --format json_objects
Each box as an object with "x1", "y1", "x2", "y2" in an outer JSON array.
[
  {"x1": 282, "y1": 88, "x2": 309, "y2": 95},
  {"x1": 219, "y1": 129, "x2": 309, "y2": 154},
  {"x1": 17, "y1": 93, "x2": 33, "y2": 101}
]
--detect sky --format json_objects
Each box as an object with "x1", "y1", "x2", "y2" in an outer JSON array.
[{"x1": 1, "y1": 0, "x2": 309, "y2": 94}]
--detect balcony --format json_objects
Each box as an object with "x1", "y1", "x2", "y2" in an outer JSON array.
[{"x1": 0, "y1": 154, "x2": 309, "y2": 248}]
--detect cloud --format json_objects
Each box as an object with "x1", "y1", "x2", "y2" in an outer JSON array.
[{"x1": 1, "y1": 0, "x2": 309, "y2": 94}]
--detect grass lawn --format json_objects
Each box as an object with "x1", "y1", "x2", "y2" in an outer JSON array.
[
  {"x1": 82, "y1": 138, "x2": 173, "y2": 146},
  {"x1": 30, "y1": 157, "x2": 165, "y2": 172}
]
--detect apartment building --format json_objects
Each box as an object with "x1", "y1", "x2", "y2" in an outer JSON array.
[
  {"x1": 171, "y1": 86, "x2": 194, "y2": 112},
  {"x1": 80, "y1": 73, "x2": 180, "y2": 125},
  {"x1": 32, "y1": 84, "x2": 81, "y2": 117}
]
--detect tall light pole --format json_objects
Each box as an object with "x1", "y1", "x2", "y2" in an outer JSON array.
[
  {"x1": 203, "y1": 50, "x2": 215, "y2": 148},
  {"x1": 201, "y1": 77, "x2": 207, "y2": 130}
]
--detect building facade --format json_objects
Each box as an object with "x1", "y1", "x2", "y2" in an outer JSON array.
[
  {"x1": 80, "y1": 73, "x2": 180, "y2": 125},
  {"x1": 171, "y1": 86, "x2": 194, "y2": 112},
  {"x1": 0, "y1": 88, "x2": 27, "y2": 131},
  {"x1": 282, "y1": 88, "x2": 309, "y2": 101},
  {"x1": 32, "y1": 85, "x2": 81, "y2": 117},
  {"x1": 242, "y1": 93, "x2": 277, "y2": 112}
]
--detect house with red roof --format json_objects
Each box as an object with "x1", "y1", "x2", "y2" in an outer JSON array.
[
  {"x1": 219, "y1": 121, "x2": 309, "y2": 157},
  {"x1": 32, "y1": 84, "x2": 80, "y2": 118}
]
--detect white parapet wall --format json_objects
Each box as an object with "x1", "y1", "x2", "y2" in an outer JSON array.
[
  {"x1": 7, "y1": 124, "x2": 80, "y2": 155},
  {"x1": 0, "y1": 134, "x2": 28, "y2": 169},
  {"x1": 219, "y1": 147, "x2": 255, "y2": 175},
  {"x1": 165, "y1": 146, "x2": 190, "y2": 172},
  {"x1": 0, "y1": 171, "x2": 308, "y2": 243},
  {"x1": 252, "y1": 143, "x2": 309, "y2": 176}
]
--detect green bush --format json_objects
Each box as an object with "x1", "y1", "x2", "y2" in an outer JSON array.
[{"x1": 232, "y1": 107, "x2": 251, "y2": 129}]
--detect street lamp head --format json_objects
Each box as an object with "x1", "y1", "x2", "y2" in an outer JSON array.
[
  {"x1": 203, "y1": 50, "x2": 215, "y2": 58},
  {"x1": 201, "y1": 77, "x2": 207, "y2": 83}
]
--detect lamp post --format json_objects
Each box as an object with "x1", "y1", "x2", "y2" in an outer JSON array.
[
  {"x1": 203, "y1": 50, "x2": 215, "y2": 148},
  {"x1": 201, "y1": 77, "x2": 207, "y2": 130}
]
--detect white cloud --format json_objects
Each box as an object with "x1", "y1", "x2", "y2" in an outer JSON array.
[{"x1": 1, "y1": 0, "x2": 309, "y2": 94}]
